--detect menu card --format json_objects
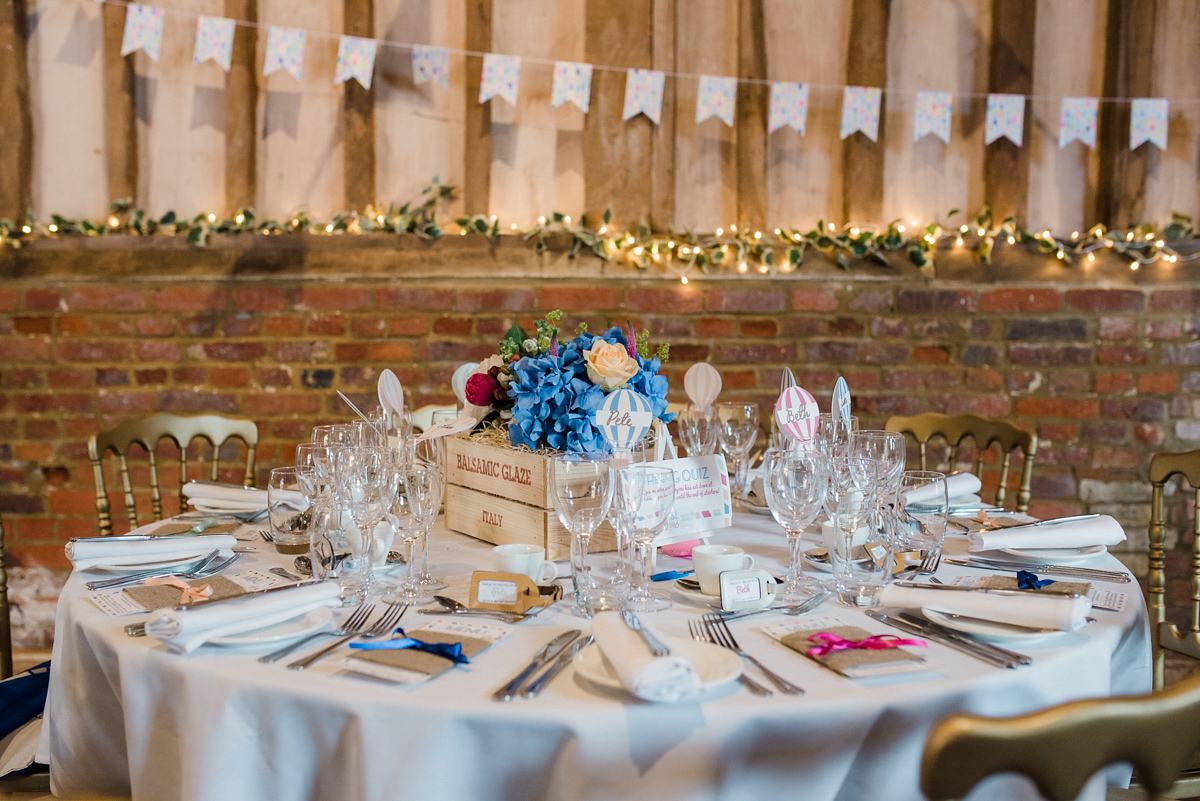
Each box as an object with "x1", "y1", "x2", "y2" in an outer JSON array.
[
  {"x1": 341, "y1": 618, "x2": 511, "y2": 684},
  {"x1": 761, "y1": 615, "x2": 928, "y2": 679}
]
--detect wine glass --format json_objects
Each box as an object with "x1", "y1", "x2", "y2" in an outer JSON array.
[
  {"x1": 620, "y1": 465, "x2": 676, "y2": 612},
  {"x1": 331, "y1": 446, "x2": 390, "y2": 597},
  {"x1": 550, "y1": 453, "x2": 614, "y2": 614},
  {"x1": 762, "y1": 449, "x2": 829, "y2": 603},
  {"x1": 678, "y1": 405, "x2": 718, "y2": 457},
  {"x1": 412, "y1": 462, "x2": 447, "y2": 593},
  {"x1": 815, "y1": 413, "x2": 860, "y2": 460},
  {"x1": 382, "y1": 462, "x2": 441, "y2": 605},
  {"x1": 855, "y1": 431, "x2": 907, "y2": 498},
  {"x1": 716, "y1": 402, "x2": 760, "y2": 500}
]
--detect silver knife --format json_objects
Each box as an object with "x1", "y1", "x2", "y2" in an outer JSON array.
[
  {"x1": 864, "y1": 610, "x2": 1022, "y2": 669},
  {"x1": 945, "y1": 558, "x2": 1131, "y2": 583},
  {"x1": 621, "y1": 610, "x2": 670, "y2": 657},
  {"x1": 987, "y1": 514, "x2": 1101, "y2": 530},
  {"x1": 491, "y1": 629, "x2": 582, "y2": 702},
  {"x1": 891, "y1": 580, "x2": 1086, "y2": 601},
  {"x1": 895, "y1": 612, "x2": 1033, "y2": 666},
  {"x1": 522, "y1": 635, "x2": 593, "y2": 698}
]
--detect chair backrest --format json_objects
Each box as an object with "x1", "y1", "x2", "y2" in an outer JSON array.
[
  {"x1": 87, "y1": 413, "x2": 259, "y2": 536},
  {"x1": 884, "y1": 412, "x2": 1038, "y2": 513},
  {"x1": 921, "y1": 672, "x2": 1200, "y2": 801},
  {"x1": 0, "y1": 512, "x2": 11, "y2": 679},
  {"x1": 1148, "y1": 449, "x2": 1200, "y2": 689}
]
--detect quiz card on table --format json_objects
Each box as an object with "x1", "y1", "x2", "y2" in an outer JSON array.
[{"x1": 649, "y1": 454, "x2": 732, "y2": 541}]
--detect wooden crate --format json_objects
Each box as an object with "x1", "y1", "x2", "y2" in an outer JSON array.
[{"x1": 444, "y1": 436, "x2": 615, "y2": 561}]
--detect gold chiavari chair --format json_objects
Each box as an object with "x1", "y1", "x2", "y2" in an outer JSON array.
[
  {"x1": 921, "y1": 673, "x2": 1200, "y2": 801},
  {"x1": 1, "y1": 512, "x2": 11, "y2": 679},
  {"x1": 884, "y1": 412, "x2": 1038, "y2": 513},
  {"x1": 88, "y1": 413, "x2": 258, "y2": 537},
  {"x1": 1148, "y1": 449, "x2": 1200, "y2": 690}
]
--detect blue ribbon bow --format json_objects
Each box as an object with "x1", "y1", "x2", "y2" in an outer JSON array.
[
  {"x1": 349, "y1": 629, "x2": 470, "y2": 664},
  {"x1": 1016, "y1": 570, "x2": 1056, "y2": 590}
]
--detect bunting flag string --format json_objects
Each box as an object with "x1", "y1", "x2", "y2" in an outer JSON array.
[
  {"x1": 479, "y1": 53, "x2": 520, "y2": 105},
  {"x1": 551, "y1": 61, "x2": 593, "y2": 112},
  {"x1": 120, "y1": 3, "x2": 164, "y2": 61},
  {"x1": 193, "y1": 15, "x2": 235, "y2": 71},
  {"x1": 696, "y1": 75, "x2": 736, "y2": 126},
  {"x1": 412, "y1": 45, "x2": 449, "y2": 89},
  {"x1": 108, "y1": 0, "x2": 1177, "y2": 152},
  {"x1": 914, "y1": 91, "x2": 951, "y2": 143},
  {"x1": 768, "y1": 81, "x2": 808, "y2": 134},
  {"x1": 985, "y1": 93, "x2": 1025, "y2": 146},
  {"x1": 840, "y1": 86, "x2": 882, "y2": 141},
  {"x1": 623, "y1": 69, "x2": 665, "y2": 124},
  {"x1": 1130, "y1": 97, "x2": 1168, "y2": 150},
  {"x1": 1059, "y1": 97, "x2": 1099, "y2": 148},
  {"x1": 335, "y1": 35, "x2": 377, "y2": 90},
  {"x1": 263, "y1": 26, "x2": 306, "y2": 81}
]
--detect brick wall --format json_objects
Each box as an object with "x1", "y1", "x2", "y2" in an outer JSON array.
[{"x1": 3, "y1": 236, "x2": 1199, "y2": 645}]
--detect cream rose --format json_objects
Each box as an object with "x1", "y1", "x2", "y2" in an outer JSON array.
[{"x1": 584, "y1": 340, "x2": 640, "y2": 389}]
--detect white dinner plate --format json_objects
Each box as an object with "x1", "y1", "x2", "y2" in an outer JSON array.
[
  {"x1": 923, "y1": 608, "x2": 1066, "y2": 643},
  {"x1": 207, "y1": 606, "x2": 333, "y2": 647},
  {"x1": 573, "y1": 637, "x2": 742, "y2": 700},
  {"x1": 84, "y1": 551, "x2": 217, "y2": 574},
  {"x1": 997, "y1": 544, "x2": 1107, "y2": 564},
  {"x1": 189, "y1": 500, "x2": 268, "y2": 513}
]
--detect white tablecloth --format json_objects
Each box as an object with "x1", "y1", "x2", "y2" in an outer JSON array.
[{"x1": 39, "y1": 513, "x2": 1152, "y2": 801}]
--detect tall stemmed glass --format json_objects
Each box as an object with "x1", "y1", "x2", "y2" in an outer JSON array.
[
  {"x1": 855, "y1": 431, "x2": 907, "y2": 500},
  {"x1": 762, "y1": 449, "x2": 829, "y2": 603},
  {"x1": 678, "y1": 405, "x2": 718, "y2": 457},
  {"x1": 621, "y1": 466, "x2": 676, "y2": 612},
  {"x1": 382, "y1": 461, "x2": 441, "y2": 606},
  {"x1": 411, "y1": 463, "x2": 446, "y2": 594},
  {"x1": 716, "y1": 402, "x2": 760, "y2": 500},
  {"x1": 551, "y1": 453, "x2": 614, "y2": 614},
  {"x1": 334, "y1": 446, "x2": 389, "y2": 598}
]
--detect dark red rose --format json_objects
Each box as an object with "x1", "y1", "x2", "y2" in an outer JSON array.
[{"x1": 465, "y1": 372, "x2": 501, "y2": 406}]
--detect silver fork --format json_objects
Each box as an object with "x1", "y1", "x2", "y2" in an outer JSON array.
[
  {"x1": 259, "y1": 529, "x2": 275, "y2": 543},
  {"x1": 288, "y1": 603, "x2": 406, "y2": 670},
  {"x1": 703, "y1": 617, "x2": 805, "y2": 695},
  {"x1": 687, "y1": 620, "x2": 772, "y2": 696},
  {"x1": 919, "y1": 549, "x2": 942, "y2": 575},
  {"x1": 702, "y1": 588, "x2": 832, "y2": 623},
  {"x1": 258, "y1": 602, "x2": 374, "y2": 664},
  {"x1": 86, "y1": 549, "x2": 225, "y2": 591}
]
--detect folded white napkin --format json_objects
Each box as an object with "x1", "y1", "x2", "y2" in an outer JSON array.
[
  {"x1": 591, "y1": 612, "x2": 701, "y2": 702},
  {"x1": 901, "y1": 472, "x2": 982, "y2": 505},
  {"x1": 144, "y1": 582, "x2": 343, "y2": 654},
  {"x1": 968, "y1": 514, "x2": 1126, "y2": 552},
  {"x1": 66, "y1": 534, "x2": 238, "y2": 571},
  {"x1": 879, "y1": 584, "x2": 1092, "y2": 631},
  {"x1": 183, "y1": 482, "x2": 306, "y2": 512}
]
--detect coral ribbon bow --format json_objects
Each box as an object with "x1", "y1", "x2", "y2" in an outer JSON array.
[
  {"x1": 145, "y1": 575, "x2": 213, "y2": 605},
  {"x1": 806, "y1": 632, "x2": 926, "y2": 658}
]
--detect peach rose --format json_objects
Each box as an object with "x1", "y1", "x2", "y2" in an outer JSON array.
[{"x1": 584, "y1": 340, "x2": 640, "y2": 390}]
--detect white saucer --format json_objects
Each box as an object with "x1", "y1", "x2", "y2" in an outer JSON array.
[
  {"x1": 573, "y1": 637, "x2": 742, "y2": 700},
  {"x1": 923, "y1": 608, "x2": 1065, "y2": 643},
  {"x1": 208, "y1": 607, "x2": 333, "y2": 647},
  {"x1": 997, "y1": 545, "x2": 1107, "y2": 564},
  {"x1": 84, "y1": 551, "x2": 217, "y2": 574},
  {"x1": 742, "y1": 500, "x2": 773, "y2": 516},
  {"x1": 672, "y1": 578, "x2": 720, "y2": 604}
]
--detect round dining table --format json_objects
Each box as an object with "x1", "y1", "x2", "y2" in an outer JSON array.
[{"x1": 38, "y1": 511, "x2": 1151, "y2": 801}]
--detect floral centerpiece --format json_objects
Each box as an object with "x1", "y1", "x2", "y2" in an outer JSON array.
[{"x1": 462, "y1": 310, "x2": 673, "y2": 453}]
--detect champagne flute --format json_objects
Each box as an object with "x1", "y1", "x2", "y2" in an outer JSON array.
[
  {"x1": 551, "y1": 453, "x2": 614, "y2": 614},
  {"x1": 716, "y1": 402, "x2": 760, "y2": 500},
  {"x1": 620, "y1": 465, "x2": 676, "y2": 612},
  {"x1": 382, "y1": 462, "x2": 441, "y2": 605},
  {"x1": 762, "y1": 449, "x2": 829, "y2": 603}
]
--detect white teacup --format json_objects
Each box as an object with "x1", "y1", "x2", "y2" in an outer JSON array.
[
  {"x1": 492, "y1": 544, "x2": 558, "y2": 584},
  {"x1": 692, "y1": 544, "x2": 755, "y2": 596}
]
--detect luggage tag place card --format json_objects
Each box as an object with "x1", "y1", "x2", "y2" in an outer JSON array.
[{"x1": 468, "y1": 570, "x2": 562, "y2": 614}]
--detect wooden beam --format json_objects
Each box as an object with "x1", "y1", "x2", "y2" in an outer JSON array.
[
  {"x1": 0, "y1": 0, "x2": 32, "y2": 223},
  {"x1": 584, "y1": 0, "x2": 654, "y2": 228},
  {"x1": 225, "y1": 0, "x2": 257, "y2": 214},
  {"x1": 841, "y1": 0, "x2": 888, "y2": 224},
  {"x1": 1095, "y1": 0, "x2": 1158, "y2": 229},
  {"x1": 464, "y1": 0, "x2": 492, "y2": 217},
  {"x1": 102, "y1": 2, "x2": 138, "y2": 204},
  {"x1": 984, "y1": 0, "x2": 1036, "y2": 224},
  {"x1": 649, "y1": 0, "x2": 675, "y2": 230},
  {"x1": 736, "y1": 0, "x2": 767, "y2": 231},
  {"x1": 343, "y1": 0, "x2": 376, "y2": 211}
]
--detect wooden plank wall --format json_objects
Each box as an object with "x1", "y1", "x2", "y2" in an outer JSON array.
[{"x1": 16, "y1": 0, "x2": 1200, "y2": 234}]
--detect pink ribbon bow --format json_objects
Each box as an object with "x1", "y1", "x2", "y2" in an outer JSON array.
[
  {"x1": 806, "y1": 631, "x2": 926, "y2": 658},
  {"x1": 146, "y1": 575, "x2": 213, "y2": 605}
]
